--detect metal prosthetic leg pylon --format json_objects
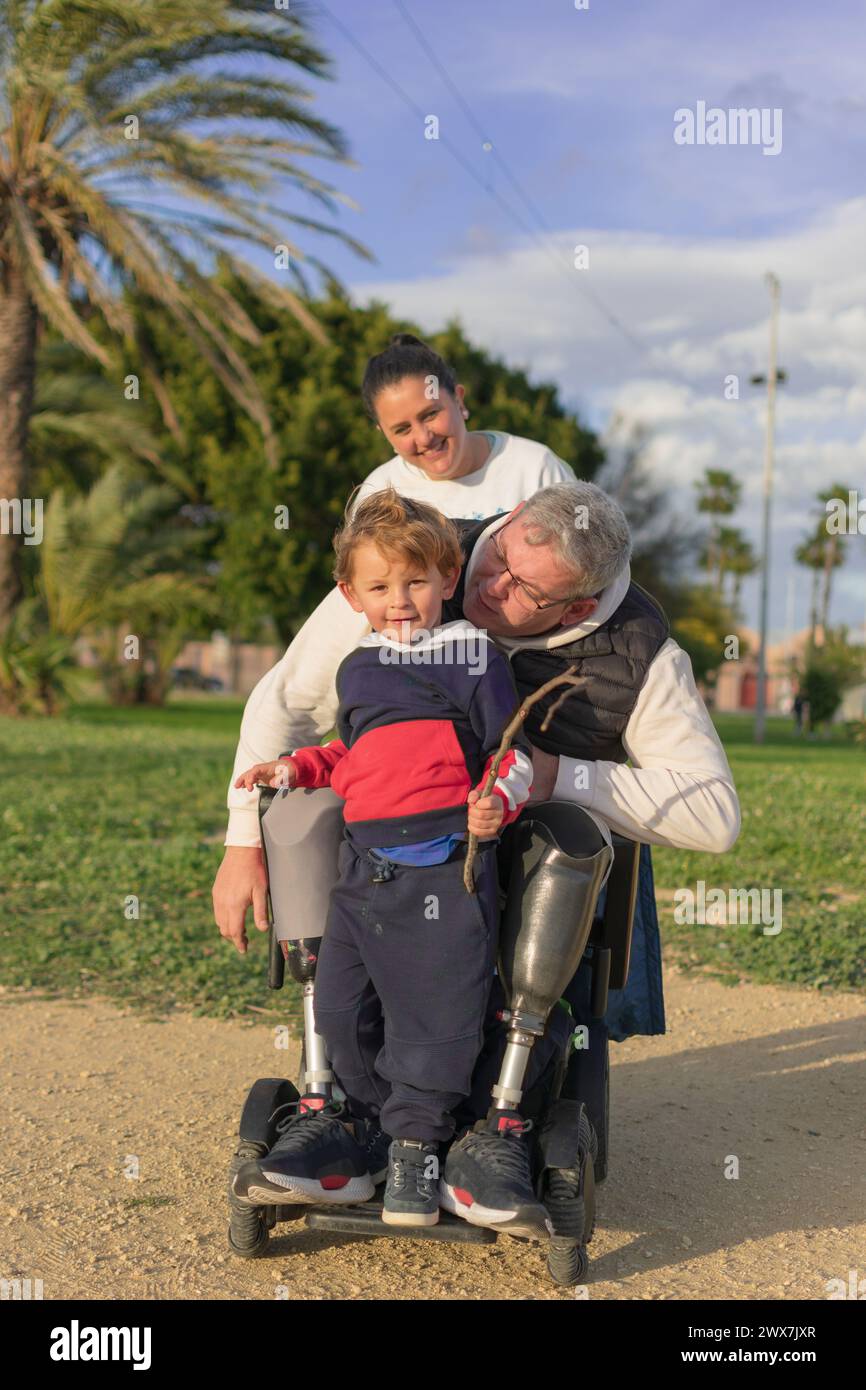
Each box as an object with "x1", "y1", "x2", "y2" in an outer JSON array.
[
  {"x1": 490, "y1": 803, "x2": 613, "y2": 1116},
  {"x1": 285, "y1": 939, "x2": 335, "y2": 1106},
  {"x1": 259, "y1": 783, "x2": 346, "y2": 1108}
]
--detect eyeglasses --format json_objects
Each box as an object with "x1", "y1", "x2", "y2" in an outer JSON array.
[{"x1": 488, "y1": 523, "x2": 577, "y2": 613}]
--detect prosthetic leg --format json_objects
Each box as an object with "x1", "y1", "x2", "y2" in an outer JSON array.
[
  {"x1": 439, "y1": 802, "x2": 613, "y2": 1271},
  {"x1": 492, "y1": 802, "x2": 613, "y2": 1116},
  {"x1": 259, "y1": 784, "x2": 344, "y2": 1104}
]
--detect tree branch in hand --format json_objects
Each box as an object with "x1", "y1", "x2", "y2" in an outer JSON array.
[{"x1": 463, "y1": 664, "x2": 584, "y2": 892}]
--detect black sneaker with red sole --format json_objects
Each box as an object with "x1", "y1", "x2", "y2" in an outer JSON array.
[
  {"x1": 231, "y1": 1096, "x2": 374, "y2": 1207},
  {"x1": 439, "y1": 1110, "x2": 553, "y2": 1241}
]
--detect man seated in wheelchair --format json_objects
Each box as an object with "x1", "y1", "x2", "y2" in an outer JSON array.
[{"x1": 231, "y1": 488, "x2": 549, "y2": 1234}]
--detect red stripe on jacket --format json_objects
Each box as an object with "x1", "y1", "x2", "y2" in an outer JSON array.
[{"x1": 285, "y1": 720, "x2": 529, "y2": 828}]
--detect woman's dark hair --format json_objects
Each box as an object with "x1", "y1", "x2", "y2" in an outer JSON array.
[{"x1": 361, "y1": 333, "x2": 459, "y2": 421}]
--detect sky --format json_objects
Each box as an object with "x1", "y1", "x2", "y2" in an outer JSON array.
[{"x1": 244, "y1": 0, "x2": 866, "y2": 640}]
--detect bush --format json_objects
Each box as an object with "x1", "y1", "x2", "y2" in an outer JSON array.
[
  {"x1": 0, "y1": 599, "x2": 83, "y2": 715},
  {"x1": 800, "y1": 664, "x2": 843, "y2": 731},
  {"x1": 844, "y1": 718, "x2": 866, "y2": 748}
]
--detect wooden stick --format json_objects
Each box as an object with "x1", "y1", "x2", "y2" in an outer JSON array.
[{"x1": 463, "y1": 664, "x2": 584, "y2": 892}]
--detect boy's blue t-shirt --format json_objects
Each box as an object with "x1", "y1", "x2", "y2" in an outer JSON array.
[{"x1": 371, "y1": 831, "x2": 467, "y2": 866}]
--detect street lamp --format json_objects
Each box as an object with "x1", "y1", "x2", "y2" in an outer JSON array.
[{"x1": 749, "y1": 273, "x2": 786, "y2": 745}]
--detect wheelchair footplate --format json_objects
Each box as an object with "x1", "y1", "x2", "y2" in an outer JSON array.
[{"x1": 303, "y1": 1200, "x2": 496, "y2": 1244}]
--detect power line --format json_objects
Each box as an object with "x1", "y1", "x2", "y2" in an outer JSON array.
[
  {"x1": 391, "y1": 0, "x2": 554, "y2": 237},
  {"x1": 391, "y1": 0, "x2": 659, "y2": 361},
  {"x1": 315, "y1": 0, "x2": 657, "y2": 364},
  {"x1": 314, "y1": 2, "x2": 542, "y2": 245},
  {"x1": 333, "y1": 0, "x2": 683, "y2": 375}
]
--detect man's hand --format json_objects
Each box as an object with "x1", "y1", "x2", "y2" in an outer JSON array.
[
  {"x1": 467, "y1": 789, "x2": 504, "y2": 838},
  {"x1": 526, "y1": 745, "x2": 560, "y2": 804},
  {"x1": 212, "y1": 845, "x2": 270, "y2": 955}
]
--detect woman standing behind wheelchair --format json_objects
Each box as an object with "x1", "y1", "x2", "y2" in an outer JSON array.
[{"x1": 355, "y1": 333, "x2": 577, "y2": 519}]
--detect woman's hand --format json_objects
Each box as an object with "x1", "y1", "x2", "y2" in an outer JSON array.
[
  {"x1": 212, "y1": 846, "x2": 270, "y2": 955},
  {"x1": 467, "y1": 788, "x2": 504, "y2": 838},
  {"x1": 233, "y1": 759, "x2": 296, "y2": 792}
]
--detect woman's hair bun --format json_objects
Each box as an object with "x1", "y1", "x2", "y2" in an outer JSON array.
[{"x1": 361, "y1": 333, "x2": 458, "y2": 420}]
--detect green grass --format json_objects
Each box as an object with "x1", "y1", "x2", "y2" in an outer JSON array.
[
  {"x1": 0, "y1": 698, "x2": 301, "y2": 1023},
  {"x1": 0, "y1": 703, "x2": 863, "y2": 1019},
  {"x1": 653, "y1": 715, "x2": 866, "y2": 993}
]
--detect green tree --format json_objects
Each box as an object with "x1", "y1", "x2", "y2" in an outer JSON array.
[
  {"x1": 695, "y1": 469, "x2": 741, "y2": 587},
  {"x1": 103, "y1": 277, "x2": 609, "y2": 643},
  {"x1": 0, "y1": 0, "x2": 368, "y2": 628},
  {"x1": 794, "y1": 625, "x2": 865, "y2": 734},
  {"x1": 671, "y1": 586, "x2": 741, "y2": 687},
  {"x1": 0, "y1": 597, "x2": 82, "y2": 714},
  {"x1": 0, "y1": 464, "x2": 216, "y2": 710},
  {"x1": 40, "y1": 464, "x2": 216, "y2": 704},
  {"x1": 795, "y1": 483, "x2": 854, "y2": 652},
  {"x1": 799, "y1": 665, "x2": 842, "y2": 732},
  {"x1": 795, "y1": 528, "x2": 825, "y2": 649},
  {"x1": 816, "y1": 483, "x2": 853, "y2": 639},
  {"x1": 28, "y1": 341, "x2": 168, "y2": 495},
  {"x1": 717, "y1": 526, "x2": 758, "y2": 612}
]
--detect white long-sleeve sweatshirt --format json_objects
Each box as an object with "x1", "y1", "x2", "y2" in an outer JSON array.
[{"x1": 225, "y1": 516, "x2": 740, "y2": 854}]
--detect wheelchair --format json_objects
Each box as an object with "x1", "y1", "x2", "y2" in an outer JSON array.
[{"x1": 227, "y1": 786, "x2": 639, "y2": 1287}]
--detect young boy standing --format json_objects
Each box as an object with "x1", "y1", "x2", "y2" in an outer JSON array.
[{"x1": 232, "y1": 489, "x2": 533, "y2": 1226}]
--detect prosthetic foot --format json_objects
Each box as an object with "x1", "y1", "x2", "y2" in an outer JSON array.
[{"x1": 442, "y1": 803, "x2": 612, "y2": 1239}]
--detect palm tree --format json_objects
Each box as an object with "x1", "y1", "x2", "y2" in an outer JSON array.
[
  {"x1": 29, "y1": 339, "x2": 173, "y2": 495},
  {"x1": 1, "y1": 462, "x2": 216, "y2": 711},
  {"x1": 718, "y1": 527, "x2": 758, "y2": 611},
  {"x1": 795, "y1": 528, "x2": 825, "y2": 649},
  {"x1": 695, "y1": 469, "x2": 741, "y2": 584},
  {"x1": 39, "y1": 462, "x2": 218, "y2": 703},
  {"x1": 0, "y1": 0, "x2": 370, "y2": 626},
  {"x1": 816, "y1": 482, "x2": 852, "y2": 639}
]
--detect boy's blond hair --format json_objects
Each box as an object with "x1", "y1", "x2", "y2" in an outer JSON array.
[{"x1": 332, "y1": 486, "x2": 463, "y2": 585}]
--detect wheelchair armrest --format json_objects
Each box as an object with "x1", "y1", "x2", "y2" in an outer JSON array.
[{"x1": 591, "y1": 833, "x2": 640, "y2": 991}]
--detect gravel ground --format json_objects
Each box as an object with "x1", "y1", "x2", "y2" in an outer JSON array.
[{"x1": 2, "y1": 959, "x2": 864, "y2": 1302}]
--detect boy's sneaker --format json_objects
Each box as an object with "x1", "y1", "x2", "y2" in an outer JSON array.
[
  {"x1": 382, "y1": 1139, "x2": 440, "y2": 1226},
  {"x1": 439, "y1": 1111, "x2": 553, "y2": 1241},
  {"x1": 232, "y1": 1096, "x2": 374, "y2": 1207}
]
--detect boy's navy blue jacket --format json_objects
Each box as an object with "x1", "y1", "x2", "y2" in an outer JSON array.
[{"x1": 282, "y1": 620, "x2": 534, "y2": 849}]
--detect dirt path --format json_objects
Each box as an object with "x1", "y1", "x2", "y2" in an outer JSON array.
[{"x1": 2, "y1": 959, "x2": 864, "y2": 1302}]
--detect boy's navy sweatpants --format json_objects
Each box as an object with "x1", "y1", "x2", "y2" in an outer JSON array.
[{"x1": 312, "y1": 834, "x2": 500, "y2": 1143}]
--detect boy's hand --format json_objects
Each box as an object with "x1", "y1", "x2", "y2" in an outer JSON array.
[
  {"x1": 234, "y1": 759, "x2": 296, "y2": 792},
  {"x1": 467, "y1": 789, "x2": 504, "y2": 838}
]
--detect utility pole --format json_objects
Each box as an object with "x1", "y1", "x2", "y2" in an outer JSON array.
[{"x1": 750, "y1": 273, "x2": 783, "y2": 744}]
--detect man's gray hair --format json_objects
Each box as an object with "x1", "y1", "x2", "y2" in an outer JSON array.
[{"x1": 519, "y1": 482, "x2": 632, "y2": 598}]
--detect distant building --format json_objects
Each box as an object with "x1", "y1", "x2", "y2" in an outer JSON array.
[
  {"x1": 713, "y1": 627, "x2": 866, "y2": 719},
  {"x1": 839, "y1": 682, "x2": 866, "y2": 720},
  {"x1": 713, "y1": 628, "x2": 810, "y2": 714},
  {"x1": 174, "y1": 631, "x2": 283, "y2": 696}
]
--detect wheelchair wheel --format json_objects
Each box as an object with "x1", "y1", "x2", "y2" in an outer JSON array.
[
  {"x1": 227, "y1": 1141, "x2": 271, "y2": 1258},
  {"x1": 547, "y1": 1237, "x2": 589, "y2": 1287},
  {"x1": 228, "y1": 1076, "x2": 300, "y2": 1259},
  {"x1": 595, "y1": 1045, "x2": 610, "y2": 1184},
  {"x1": 540, "y1": 1107, "x2": 597, "y2": 1287}
]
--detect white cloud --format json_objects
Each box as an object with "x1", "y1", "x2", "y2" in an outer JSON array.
[{"x1": 352, "y1": 196, "x2": 866, "y2": 637}]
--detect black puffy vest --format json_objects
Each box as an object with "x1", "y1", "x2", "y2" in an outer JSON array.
[{"x1": 444, "y1": 517, "x2": 670, "y2": 763}]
